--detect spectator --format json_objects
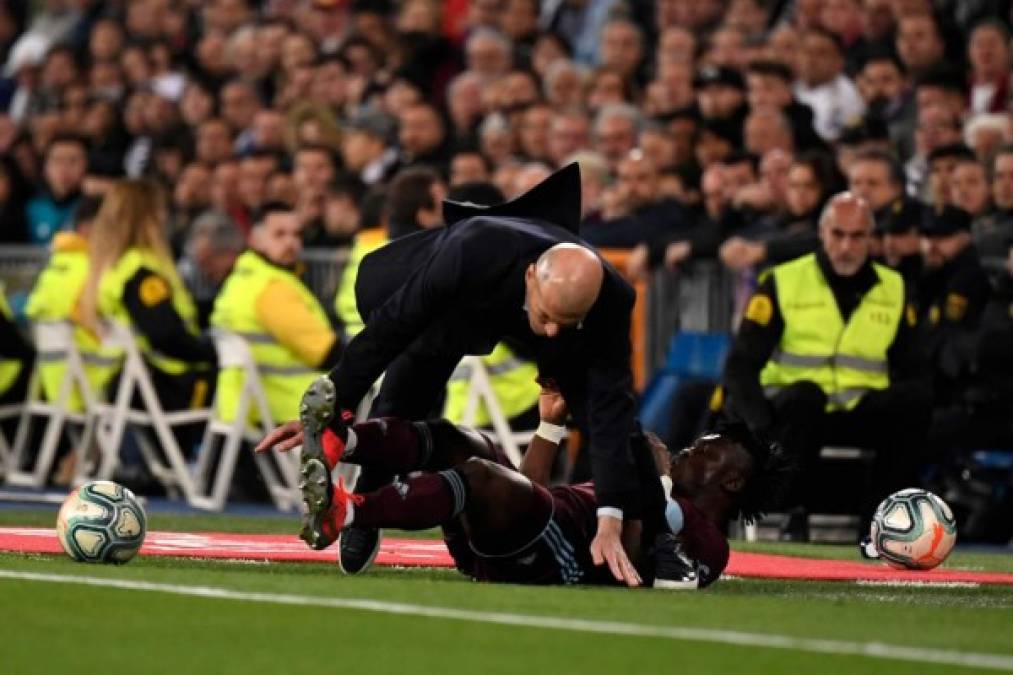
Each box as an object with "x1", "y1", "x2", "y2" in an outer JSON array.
[
  {"x1": 449, "y1": 150, "x2": 491, "y2": 187},
  {"x1": 907, "y1": 105, "x2": 963, "y2": 199},
  {"x1": 599, "y1": 18, "x2": 645, "y2": 86},
  {"x1": 745, "y1": 60, "x2": 823, "y2": 152},
  {"x1": 211, "y1": 202, "x2": 342, "y2": 425},
  {"x1": 178, "y1": 209, "x2": 245, "y2": 327},
  {"x1": 926, "y1": 144, "x2": 976, "y2": 208},
  {"x1": 339, "y1": 109, "x2": 398, "y2": 186},
  {"x1": 794, "y1": 29, "x2": 865, "y2": 142},
  {"x1": 585, "y1": 102, "x2": 637, "y2": 171},
  {"x1": 951, "y1": 156, "x2": 993, "y2": 220},
  {"x1": 582, "y1": 150, "x2": 691, "y2": 249},
  {"x1": 967, "y1": 20, "x2": 1009, "y2": 115},
  {"x1": 547, "y1": 108, "x2": 590, "y2": 168},
  {"x1": 25, "y1": 134, "x2": 86, "y2": 244},
  {"x1": 974, "y1": 146, "x2": 1013, "y2": 281},
  {"x1": 896, "y1": 12, "x2": 947, "y2": 78},
  {"x1": 397, "y1": 102, "x2": 450, "y2": 173},
  {"x1": 720, "y1": 151, "x2": 836, "y2": 272},
  {"x1": 694, "y1": 65, "x2": 747, "y2": 125},
  {"x1": 743, "y1": 108, "x2": 794, "y2": 157},
  {"x1": 963, "y1": 114, "x2": 1010, "y2": 163}
]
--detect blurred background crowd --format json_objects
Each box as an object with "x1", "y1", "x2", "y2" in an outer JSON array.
[{"x1": 1, "y1": 0, "x2": 1012, "y2": 538}]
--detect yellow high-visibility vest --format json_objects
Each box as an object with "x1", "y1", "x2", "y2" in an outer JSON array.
[
  {"x1": 211, "y1": 250, "x2": 327, "y2": 423},
  {"x1": 335, "y1": 227, "x2": 387, "y2": 338},
  {"x1": 759, "y1": 253, "x2": 903, "y2": 411},
  {"x1": 98, "y1": 247, "x2": 203, "y2": 376},
  {"x1": 444, "y1": 343, "x2": 540, "y2": 426},
  {"x1": 25, "y1": 233, "x2": 121, "y2": 410}
]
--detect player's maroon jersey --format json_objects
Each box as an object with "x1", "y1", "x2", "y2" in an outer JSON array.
[
  {"x1": 672, "y1": 497, "x2": 730, "y2": 588},
  {"x1": 443, "y1": 478, "x2": 729, "y2": 587}
]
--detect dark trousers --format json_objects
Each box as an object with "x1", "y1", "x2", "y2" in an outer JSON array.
[
  {"x1": 355, "y1": 335, "x2": 462, "y2": 494},
  {"x1": 770, "y1": 380, "x2": 931, "y2": 522}
]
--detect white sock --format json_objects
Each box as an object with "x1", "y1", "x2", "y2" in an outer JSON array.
[
  {"x1": 343, "y1": 428, "x2": 358, "y2": 456},
  {"x1": 343, "y1": 501, "x2": 355, "y2": 528}
]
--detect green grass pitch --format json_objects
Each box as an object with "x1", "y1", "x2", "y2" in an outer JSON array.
[{"x1": 1, "y1": 509, "x2": 1011, "y2": 675}]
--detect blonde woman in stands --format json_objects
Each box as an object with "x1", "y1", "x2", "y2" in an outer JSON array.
[{"x1": 79, "y1": 180, "x2": 217, "y2": 459}]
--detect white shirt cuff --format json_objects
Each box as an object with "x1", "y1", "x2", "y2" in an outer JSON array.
[{"x1": 596, "y1": 506, "x2": 623, "y2": 521}]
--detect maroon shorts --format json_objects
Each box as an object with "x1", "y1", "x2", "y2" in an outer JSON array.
[{"x1": 444, "y1": 480, "x2": 612, "y2": 586}]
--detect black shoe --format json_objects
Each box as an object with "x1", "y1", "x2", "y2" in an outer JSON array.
[
  {"x1": 652, "y1": 534, "x2": 699, "y2": 590},
  {"x1": 339, "y1": 526, "x2": 382, "y2": 575},
  {"x1": 779, "y1": 507, "x2": 810, "y2": 542}
]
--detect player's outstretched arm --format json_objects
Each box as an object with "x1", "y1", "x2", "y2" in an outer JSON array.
[
  {"x1": 254, "y1": 420, "x2": 304, "y2": 454},
  {"x1": 591, "y1": 516, "x2": 642, "y2": 587},
  {"x1": 518, "y1": 380, "x2": 567, "y2": 486}
]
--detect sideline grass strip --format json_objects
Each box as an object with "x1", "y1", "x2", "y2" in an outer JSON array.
[{"x1": 3, "y1": 568, "x2": 1011, "y2": 672}]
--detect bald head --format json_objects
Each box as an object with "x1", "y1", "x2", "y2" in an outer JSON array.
[
  {"x1": 525, "y1": 243, "x2": 604, "y2": 337},
  {"x1": 819, "y1": 192, "x2": 875, "y2": 276}
]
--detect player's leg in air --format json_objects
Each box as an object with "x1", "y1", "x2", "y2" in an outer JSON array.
[{"x1": 294, "y1": 377, "x2": 550, "y2": 576}]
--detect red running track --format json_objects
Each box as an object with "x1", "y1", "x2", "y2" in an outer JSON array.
[{"x1": 2, "y1": 528, "x2": 1011, "y2": 585}]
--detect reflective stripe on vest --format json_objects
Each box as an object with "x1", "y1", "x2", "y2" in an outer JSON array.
[
  {"x1": 210, "y1": 250, "x2": 328, "y2": 423},
  {"x1": 759, "y1": 253, "x2": 903, "y2": 412},
  {"x1": 768, "y1": 349, "x2": 888, "y2": 375}
]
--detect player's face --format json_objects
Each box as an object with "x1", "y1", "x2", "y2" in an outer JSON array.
[{"x1": 669, "y1": 435, "x2": 735, "y2": 498}]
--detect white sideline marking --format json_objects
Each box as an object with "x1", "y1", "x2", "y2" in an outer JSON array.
[
  {"x1": 1, "y1": 569, "x2": 1011, "y2": 671},
  {"x1": 857, "y1": 580, "x2": 981, "y2": 589}
]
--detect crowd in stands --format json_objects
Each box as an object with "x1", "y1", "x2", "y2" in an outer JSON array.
[{"x1": 1, "y1": 0, "x2": 1012, "y2": 532}]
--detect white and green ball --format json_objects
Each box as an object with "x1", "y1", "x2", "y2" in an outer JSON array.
[
  {"x1": 870, "y1": 488, "x2": 957, "y2": 570},
  {"x1": 56, "y1": 481, "x2": 147, "y2": 563}
]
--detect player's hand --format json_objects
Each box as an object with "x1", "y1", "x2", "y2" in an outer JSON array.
[
  {"x1": 591, "y1": 515, "x2": 642, "y2": 587},
  {"x1": 537, "y1": 378, "x2": 567, "y2": 425},
  {"x1": 254, "y1": 420, "x2": 304, "y2": 454}
]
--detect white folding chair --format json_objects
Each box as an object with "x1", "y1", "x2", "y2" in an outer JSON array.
[
  {"x1": 2, "y1": 321, "x2": 96, "y2": 487},
  {"x1": 192, "y1": 330, "x2": 301, "y2": 511},
  {"x1": 455, "y1": 355, "x2": 544, "y2": 467},
  {"x1": 79, "y1": 322, "x2": 209, "y2": 503}
]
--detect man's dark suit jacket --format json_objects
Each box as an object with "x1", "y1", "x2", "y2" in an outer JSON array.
[{"x1": 329, "y1": 198, "x2": 642, "y2": 513}]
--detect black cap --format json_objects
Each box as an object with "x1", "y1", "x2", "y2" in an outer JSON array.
[
  {"x1": 839, "y1": 115, "x2": 890, "y2": 146},
  {"x1": 693, "y1": 66, "x2": 745, "y2": 90},
  {"x1": 877, "y1": 198, "x2": 924, "y2": 235},
  {"x1": 920, "y1": 205, "x2": 972, "y2": 237}
]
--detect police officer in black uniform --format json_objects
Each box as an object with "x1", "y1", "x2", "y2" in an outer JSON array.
[{"x1": 920, "y1": 206, "x2": 998, "y2": 464}]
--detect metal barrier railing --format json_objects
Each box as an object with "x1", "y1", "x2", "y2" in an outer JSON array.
[{"x1": 645, "y1": 262, "x2": 738, "y2": 377}]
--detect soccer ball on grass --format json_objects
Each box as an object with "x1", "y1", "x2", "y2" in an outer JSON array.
[
  {"x1": 56, "y1": 481, "x2": 147, "y2": 563},
  {"x1": 869, "y1": 488, "x2": 957, "y2": 570}
]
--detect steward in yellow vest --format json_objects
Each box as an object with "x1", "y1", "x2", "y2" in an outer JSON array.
[
  {"x1": 25, "y1": 198, "x2": 121, "y2": 411},
  {"x1": 80, "y1": 181, "x2": 216, "y2": 423},
  {"x1": 335, "y1": 226, "x2": 387, "y2": 338},
  {"x1": 721, "y1": 194, "x2": 930, "y2": 537},
  {"x1": 212, "y1": 203, "x2": 342, "y2": 424}
]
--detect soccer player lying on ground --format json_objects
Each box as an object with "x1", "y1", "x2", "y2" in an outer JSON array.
[{"x1": 262, "y1": 377, "x2": 789, "y2": 587}]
